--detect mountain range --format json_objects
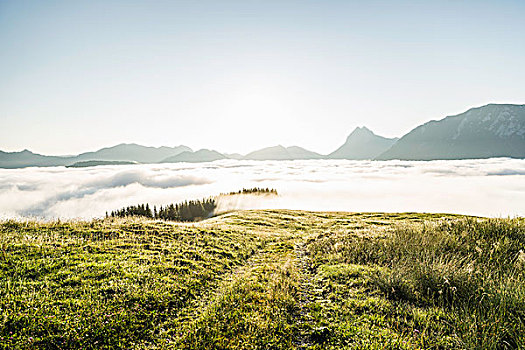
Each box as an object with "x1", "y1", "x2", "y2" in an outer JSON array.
[
  {"x1": 376, "y1": 104, "x2": 525, "y2": 160},
  {"x1": 0, "y1": 144, "x2": 190, "y2": 169},
  {"x1": 1, "y1": 104, "x2": 524, "y2": 168}
]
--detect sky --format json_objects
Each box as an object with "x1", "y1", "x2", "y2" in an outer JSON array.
[{"x1": 1, "y1": 0, "x2": 524, "y2": 155}]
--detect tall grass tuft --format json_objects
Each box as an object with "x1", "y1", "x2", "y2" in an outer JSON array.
[{"x1": 308, "y1": 217, "x2": 525, "y2": 348}]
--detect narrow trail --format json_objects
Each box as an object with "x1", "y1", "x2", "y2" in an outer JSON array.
[{"x1": 293, "y1": 241, "x2": 315, "y2": 350}]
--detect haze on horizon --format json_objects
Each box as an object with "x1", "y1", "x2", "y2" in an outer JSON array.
[{"x1": 1, "y1": 0, "x2": 524, "y2": 155}]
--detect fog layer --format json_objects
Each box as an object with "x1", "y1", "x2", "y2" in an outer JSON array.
[{"x1": 1, "y1": 159, "x2": 524, "y2": 219}]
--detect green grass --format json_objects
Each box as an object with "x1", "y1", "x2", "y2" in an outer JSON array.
[
  {"x1": 305, "y1": 215, "x2": 525, "y2": 349},
  {"x1": 0, "y1": 211, "x2": 523, "y2": 349}
]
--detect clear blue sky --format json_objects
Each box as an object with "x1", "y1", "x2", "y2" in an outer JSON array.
[{"x1": 1, "y1": 0, "x2": 524, "y2": 155}]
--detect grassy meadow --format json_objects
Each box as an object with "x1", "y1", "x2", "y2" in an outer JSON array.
[{"x1": 0, "y1": 210, "x2": 523, "y2": 349}]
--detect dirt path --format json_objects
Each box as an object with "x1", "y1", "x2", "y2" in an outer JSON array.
[{"x1": 293, "y1": 241, "x2": 316, "y2": 349}]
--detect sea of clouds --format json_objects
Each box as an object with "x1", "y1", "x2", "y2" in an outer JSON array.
[{"x1": 1, "y1": 158, "x2": 524, "y2": 220}]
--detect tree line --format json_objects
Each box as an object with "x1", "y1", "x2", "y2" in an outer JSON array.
[
  {"x1": 107, "y1": 187, "x2": 277, "y2": 222},
  {"x1": 225, "y1": 187, "x2": 277, "y2": 196}
]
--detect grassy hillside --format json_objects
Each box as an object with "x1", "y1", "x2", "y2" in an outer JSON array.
[{"x1": 1, "y1": 211, "x2": 523, "y2": 349}]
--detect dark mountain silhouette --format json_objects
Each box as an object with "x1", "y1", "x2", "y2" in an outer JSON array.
[
  {"x1": 377, "y1": 104, "x2": 525, "y2": 160},
  {"x1": 328, "y1": 127, "x2": 398, "y2": 160}
]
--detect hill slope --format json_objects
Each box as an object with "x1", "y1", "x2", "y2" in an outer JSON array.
[
  {"x1": 328, "y1": 127, "x2": 398, "y2": 159},
  {"x1": 1, "y1": 211, "x2": 522, "y2": 349},
  {"x1": 377, "y1": 104, "x2": 525, "y2": 160}
]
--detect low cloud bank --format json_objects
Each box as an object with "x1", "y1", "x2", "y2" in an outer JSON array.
[
  {"x1": 1, "y1": 158, "x2": 524, "y2": 220},
  {"x1": 214, "y1": 193, "x2": 280, "y2": 215},
  {"x1": 0, "y1": 166, "x2": 210, "y2": 219}
]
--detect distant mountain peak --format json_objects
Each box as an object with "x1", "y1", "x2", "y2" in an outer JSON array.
[
  {"x1": 354, "y1": 126, "x2": 372, "y2": 132},
  {"x1": 347, "y1": 126, "x2": 376, "y2": 138},
  {"x1": 329, "y1": 127, "x2": 397, "y2": 160}
]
